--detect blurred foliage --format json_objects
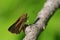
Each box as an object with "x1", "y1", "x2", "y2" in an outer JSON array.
[{"x1": 0, "y1": 0, "x2": 60, "y2": 40}]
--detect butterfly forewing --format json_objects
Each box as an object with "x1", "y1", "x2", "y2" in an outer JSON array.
[{"x1": 8, "y1": 13, "x2": 27, "y2": 34}]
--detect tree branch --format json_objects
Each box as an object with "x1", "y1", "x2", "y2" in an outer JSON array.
[{"x1": 23, "y1": 0, "x2": 60, "y2": 40}]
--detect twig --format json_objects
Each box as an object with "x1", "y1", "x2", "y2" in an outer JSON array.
[{"x1": 23, "y1": 0, "x2": 60, "y2": 40}]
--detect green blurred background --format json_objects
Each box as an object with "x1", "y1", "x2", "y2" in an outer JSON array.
[{"x1": 0, "y1": 0, "x2": 60, "y2": 40}]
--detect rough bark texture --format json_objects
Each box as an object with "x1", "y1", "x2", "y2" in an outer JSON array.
[{"x1": 23, "y1": 0, "x2": 60, "y2": 40}]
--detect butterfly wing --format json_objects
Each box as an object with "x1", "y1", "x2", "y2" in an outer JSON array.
[{"x1": 8, "y1": 13, "x2": 27, "y2": 34}]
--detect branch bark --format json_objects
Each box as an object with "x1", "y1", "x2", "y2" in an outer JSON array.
[{"x1": 23, "y1": 0, "x2": 60, "y2": 40}]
